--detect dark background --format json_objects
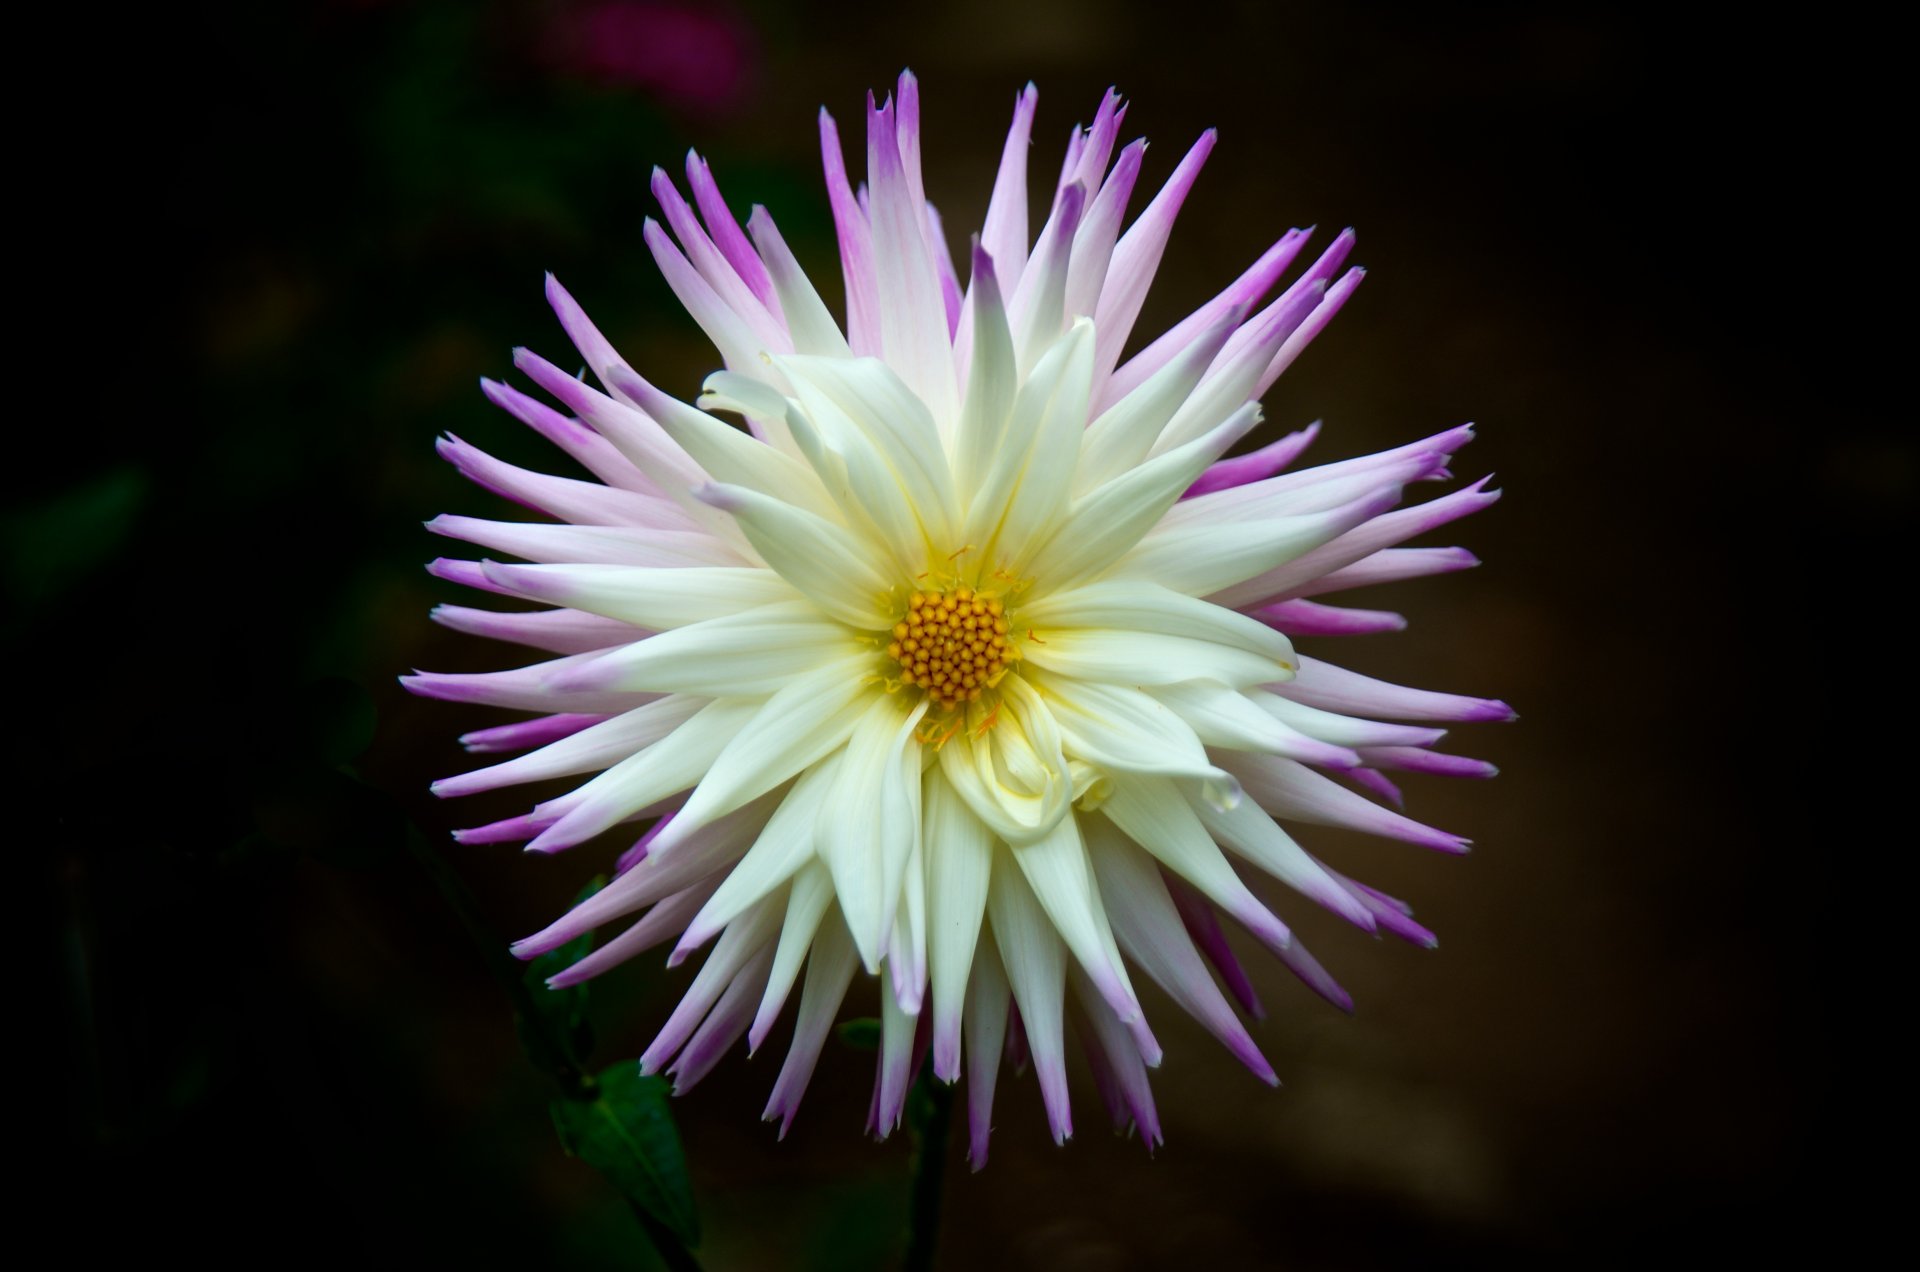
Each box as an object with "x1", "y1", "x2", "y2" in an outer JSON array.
[{"x1": 29, "y1": 1, "x2": 1895, "y2": 1267}]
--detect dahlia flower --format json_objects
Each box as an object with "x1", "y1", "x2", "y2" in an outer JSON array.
[{"x1": 408, "y1": 73, "x2": 1508, "y2": 1165}]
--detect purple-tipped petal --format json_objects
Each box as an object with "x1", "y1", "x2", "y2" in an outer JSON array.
[
  {"x1": 1274, "y1": 936, "x2": 1353, "y2": 1014},
  {"x1": 435, "y1": 434, "x2": 664, "y2": 528},
  {"x1": 819, "y1": 108, "x2": 882, "y2": 356},
  {"x1": 1098, "y1": 228, "x2": 1311, "y2": 413},
  {"x1": 1344, "y1": 767, "x2": 1405, "y2": 808},
  {"x1": 684, "y1": 150, "x2": 780, "y2": 314},
  {"x1": 1221, "y1": 753, "x2": 1471, "y2": 853},
  {"x1": 1358, "y1": 746, "x2": 1500, "y2": 779},
  {"x1": 980, "y1": 84, "x2": 1039, "y2": 296},
  {"x1": 479, "y1": 377, "x2": 657, "y2": 496},
  {"x1": 433, "y1": 603, "x2": 643, "y2": 657},
  {"x1": 1247, "y1": 599, "x2": 1408, "y2": 637},
  {"x1": 1293, "y1": 546, "x2": 1482, "y2": 599},
  {"x1": 1165, "y1": 875, "x2": 1264, "y2": 1020},
  {"x1": 1184, "y1": 423, "x2": 1322, "y2": 499},
  {"x1": 1091, "y1": 129, "x2": 1217, "y2": 389},
  {"x1": 459, "y1": 712, "x2": 609, "y2": 754},
  {"x1": 1278, "y1": 656, "x2": 1516, "y2": 724}
]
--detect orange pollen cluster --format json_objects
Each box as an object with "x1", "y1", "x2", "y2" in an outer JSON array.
[{"x1": 886, "y1": 587, "x2": 1016, "y2": 711}]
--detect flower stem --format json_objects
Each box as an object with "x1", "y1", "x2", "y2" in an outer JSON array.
[
  {"x1": 406, "y1": 828, "x2": 703, "y2": 1271},
  {"x1": 902, "y1": 1073, "x2": 955, "y2": 1272}
]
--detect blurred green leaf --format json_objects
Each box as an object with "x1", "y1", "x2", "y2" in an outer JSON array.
[
  {"x1": 521, "y1": 877, "x2": 604, "y2": 1066},
  {"x1": 297, "y1": 676, "x2": 378, "y2": 767},
  {"x1": 553, "y1": 1065, "x2": 699, "y2": 1247},
  {"x1": 3, "y1": 466, "x2": 148, "y2": 610},
  {"x1": 835, "y1": 1017, "x2": 881, "y2": 1051}
]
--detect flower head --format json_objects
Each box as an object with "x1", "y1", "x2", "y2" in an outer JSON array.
[{"x1": 408, "y1": 73, "x2": 1509, "y2": 1165}]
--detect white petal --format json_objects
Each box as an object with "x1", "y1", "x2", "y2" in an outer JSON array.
[
  {"x1": 819, "y1": 693, "x2": 928, "y2": 972},
  {"x1": 938, "y1": 675, "x2": 1072, "y2": 845},
  {"x1": 986, "y1": 846, "x2": 1073, "y2": 1144},
  {"x1": 1075, "y1": 308, "x2": 1239, "y2": 494},
  {"x1": 1009, "y1": 814, "x2": 1157, "y2": 1063},
  {"x1": 1017, "y1": 579, "x2": 1295, "y2": 662},
  {"x1": 1215, "y1": 750, "x2": 1471, "y2": 853},
  {"x1": 777, "y1": 354, "x2": 959, "y2": 549},
  {"x1": 1024, "y1": 401, "x2": 1262, "y2": 592},
  {"x1": 428, "y1": 517, "x2": 726, "y2": 566},
  {"x1": 962, "y1": 937, "x2": 1012, "y2": 1169},
  {"x1": 1007, "y1": 183, "x2": 1086, "y2": 378},
  {"x1": 953, "y1": 244, "x2": 1018, "y2": 502},
  {"x1": 866, "y1": 98, "x2": 961, "y2": 433},
  {"x1": 979, "y1": 85, "x2": 1038, "y2": 298},
  {"x1": 746, "y1": 206, "x2": 852, "y2": 357},
  {"x1": 546, "y1": 599, "x2": 861, "y2": 697},
  {"x1": 606, "y1": 365, "x2": 836, "y2": 520},
  {"x1": 1036, "y1": 675, "x2": 1237, "y2": 797},
  {"x1": 480, "y1": 562, "x2": 796, "y2": 631},
  {"x1": 1118, "y1": 487, "x2": 1399, "y2": 600},
  {"x1": 693, "y1": 481, "x2": 897, "y2": 629},
  {"x1": 963, "y1": 320, "x2": 1094, "y2": 570},
  {"x1": 432, "y1": 694, "x2": 709, "y2": 798},
  {"x1": 1191, "y1": 791, "x2": 1376, "y2": 930},
  {"x1": 924, "y1": 766, "x2": 994, "y2": 1081},
  {"x1": 1018, "y1": 626, "x2": 1289, "y2": 689},
  {"x1": 639, "y1": 892, "x2": 782, "y2": 1075},
  {"x1": 749, "y1": 858, "x2": 836, "y2": 1052},
  {"x1": 1246, "y1": 687, "x2": 1448, "y2": 748},
  {"x1": 1083, "y1": 820, "x2": 1275, "y2": 1083},
  {"x1": 764, "y1": 907, "x2": 860, "y2": 1136},
  {"x1": 670, "y1": 653, "x2": 879, "y2": 834},
  {"x1": 871, "y1": 955, "x2": 919, "y2": 1137},
  {"x1": 1098, "y1": 779, "x2": 1292, "y2": 954},
  {"x1": 523, "y1": 698, "x2": 761, "y2": 853},
  {"x1": 676, "y1": 754, "x2": 839, "y2": 958},
  {"x1": 1151, "y1": 680, "x2": 1364, "y2": 767}
]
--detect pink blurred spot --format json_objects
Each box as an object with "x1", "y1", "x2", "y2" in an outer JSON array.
[{"x1": 554, "y1": 1, "x2": 757, "y2": 114}]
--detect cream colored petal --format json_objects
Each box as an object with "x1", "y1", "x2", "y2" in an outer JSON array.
[
  {"x1": 670, "y1": 652, "x2": 877, "y2": 835},
  {"x1": 1009, "y1": 814, "x2": 1157, "y2": 1064},
  {"x1": 677, "y1": 754, "x2": 840, "y2": 956},
  {"x1": 1073, "y1": 309, "x2": 1239, "y2": 495},
  {"x1": 547, "y1": 599, "x2": 862, "y2": 698},
  {"x1": 1023, "y1": 401, "x2": 1262, "y2": 595},
  {"x1": 1018, "y1": 626, "x2": 1289, "y2": 690},
  {"x1": 607, "y1": 366, "x2": 836, "y2": 520},
  {"x1": 479, "y1": 562, "x2": 796, "y2": 631},
  {"x1": 958, "y1": 320, "x2": 1091, "y2": 561},
  {"x1": 1034, "y1": 675, "x2": 1239, "y2": 800},
  {"x1": 818, "y1": 692, "x2": 928, "y2": 972},
  {"x1": 778, "y1": 354, "x2": 959, "y2": 548},
  {"x1": 953, "y1": 244, "x2": 1018, "y2": 503},
  {"x1": 937, "y1": 675, "x2": 1072, "y2": 845},
  {"x1": 749, "y1": 859, "x2": 837, "y2": 1053},
  {"x1": 1115, "y1": 489, "x2": 1396, "y2": 601},
  {"x1": 923, "y1": 766, "x2": 994, "y2": 1080},
  {"x1": 694, "y1": 482, "x2": 897, "y2": 629},
  {"x1": 1097, "y1": 780, "x2": 1292, "y2": 955},
  {"x1": 981, "y1": 321, "x2": 1095, "y2": 574},
  {"x1": 1017, "y1": 578, "x2": 1296, "y2": 662}
]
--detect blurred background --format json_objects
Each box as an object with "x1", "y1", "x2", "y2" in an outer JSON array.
[{"x1": 30, "y1": 1, "x2": 1894, "y2": 1266}]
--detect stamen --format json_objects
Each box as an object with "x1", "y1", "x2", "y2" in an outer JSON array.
[{"x1": 886, "y1": 584, "x2": 1015, "y2": 713}]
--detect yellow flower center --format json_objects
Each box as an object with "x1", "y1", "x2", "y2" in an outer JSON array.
[{"x1": 886, "y1": 586, "x2": 1017, "y2": 712}]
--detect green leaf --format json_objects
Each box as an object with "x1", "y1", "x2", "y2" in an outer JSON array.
[
  {"x1": 554, "y1": 1064, "x2": 699, "y2": 1246},
  {"x1": 835, "y1": 1017, "x2": 881, "y2": 1051},
  {"x1": 521, "y1": 877, "x2": 604, "y2": 1067}
]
